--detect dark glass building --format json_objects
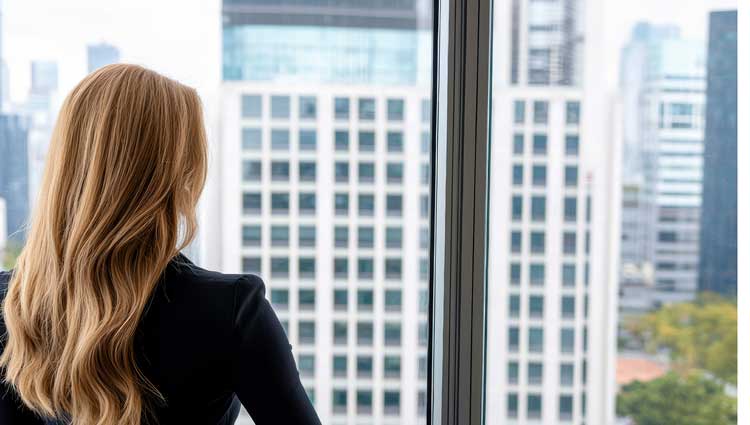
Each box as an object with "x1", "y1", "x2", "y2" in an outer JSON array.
[
  {"x1": 698, "y1": 10, "x2": 737, "y2": 298},
  {"x1": 0, "y1": 114, "x2": 30, "y2": 243}
]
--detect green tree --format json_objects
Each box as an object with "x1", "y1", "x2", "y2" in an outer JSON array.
[
  {"x1": 625, "y1": 294, "x2": 737, "y2": 384},
  {"x1": 2, "y1": 241, "x2": 22, "y2": 270},
  {"x1": 617, "y1": 372, "x2": 736, "y2": 425}
]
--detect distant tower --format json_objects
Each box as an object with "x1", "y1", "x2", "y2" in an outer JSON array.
[
  {"x1": 87, "y1": 43, "x2": 120, "y2": 73},
  {"x1": 698, "y1": 10, "x2": 737, "y2": 298},
  {"x1": 31, "y1": 61, "x2": 58, "y2": 96},
  {"x1": 0, "y1": 114, "x2": 30, "y2": 243}
]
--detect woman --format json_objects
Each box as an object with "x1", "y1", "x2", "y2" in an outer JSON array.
[{"x1": 0, "y1": 64, "x2": 321, "y2": 424}]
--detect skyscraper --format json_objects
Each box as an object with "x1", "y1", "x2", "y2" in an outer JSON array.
[
  {"x1": 26, "y1": 61, "x2": 59, "y2": 208},
  {"x1": 0, "y1": 197, "x2": 6, "y2": 269},
  {"x1": 0, "y1": 114, "x2": 30, "y2": 243},
  {"x1": 213, "y1": 1, "x2": 432, "y2": 423},
  {"x1": 31, "y1": 61, "x2": 58, "y2": 96},
  {"x1": 485, "y1": 0, "x2": 618, "y2": 423},
  {"x1": 87, "y1": 43, "x2": 120, "y2": 73},
  {"x1": 618, "y1": 23, "x2": 706, "y2": 312},
  {"x1": 699, "y1": 10, "x2": 737, "y2": 298}
]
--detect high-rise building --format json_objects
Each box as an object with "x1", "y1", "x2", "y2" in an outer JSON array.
[
  {"x1": 0, "y1": 197, "x2": 6, "y2": 270},
  {"x1": 31, "y1": 61, "x2": 58, "y2": 96},
  {"x1": 485, "y1": 0, "x2": 618, "y2": 423},
  {"x1": 26, "y1": 61, "x2": 59, "y2": 208},
  {"x1": 87, "y1": 43, "x2": 120, "y2": 74},
  {"x1": 0, "y1": 114, "x2": 30, "y2": 243},
  {"x1": 212, "y1": 1, "x2": 432, "y2": 424},
  {"x1": 699, "y1": 10, "x2": 737, "y2": 298},
  {"x1": 618, "y1": 23, "x2": 706, "y2": 312}
]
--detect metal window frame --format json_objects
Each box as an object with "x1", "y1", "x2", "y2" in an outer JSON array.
[{"x1": 428, "y1": 0, "x2": 493, "y2": 424}]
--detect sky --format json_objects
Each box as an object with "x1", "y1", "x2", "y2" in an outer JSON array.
[{"x1": 2, "y1": 0, "x2": 734, "y2": 105}]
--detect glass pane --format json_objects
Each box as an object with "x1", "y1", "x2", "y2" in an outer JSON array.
[
  {"x1": 5, "y1": 1, "x2": 435, "y2": 424},
  {"x1": 486, "y1": 1, "x2": 737, "y2": 425}
]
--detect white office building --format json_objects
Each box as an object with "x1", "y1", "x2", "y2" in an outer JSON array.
[{"x1": 485, "y1": 0, "x2": 619, "y2": 423}]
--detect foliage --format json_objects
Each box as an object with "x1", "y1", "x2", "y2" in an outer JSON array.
[
  {"x1": 2, "y1": 241, "x2": 22, "y2": 271},
  {"x1": 624, "y1": 293, "x2": 737, "y2": 384},
  {"x1": 617, "y1": 372, "x2": 736, "y2": 425}
]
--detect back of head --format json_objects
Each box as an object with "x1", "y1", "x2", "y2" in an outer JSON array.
[{"x1": 1, "y1": 64, "x2": 207, "y2": 424}]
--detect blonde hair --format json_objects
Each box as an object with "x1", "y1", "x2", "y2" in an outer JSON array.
[{"x1": 1, "y1": 64, "x2": 207, "y2": 424}]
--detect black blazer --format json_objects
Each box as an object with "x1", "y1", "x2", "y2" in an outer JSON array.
[{"x1": 0, "y1": 254, "x2": 321, "y2": 424}]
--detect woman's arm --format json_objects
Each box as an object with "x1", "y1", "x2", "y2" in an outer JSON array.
[{"x1": 230, "y1": 275, "x2": 321, "y2": 425}]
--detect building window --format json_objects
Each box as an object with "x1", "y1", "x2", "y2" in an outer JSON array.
[
  {"x1": 270, "y1": 225, "x2": 289, "y2": 247},
  {"x1": 384, "y1": 355, "x2": 401, "y2": 378},
  {"x1": 241, "y1": 94, "x2": 261, "y2": 118},
  {"x1": 242, "y1": 257, "x2": 261, "y2": 274},
  {"x1": 384, "y1": 322, "x2": 401, "y2": 346},
  {"x1": 387, "y1": 131, "x2": 404, "y2": 152},
  {"x1": 528, "y1": 362, "x2": 543, "y2": 385},
  {"x1": 386, "y1": 226, "x2": 402, "y2": 249},
  {"x1": 334, "y1": 161, "x2": 349, "y2": 183},
  {"x1": 512, "y1": 195, "x2": 523, "y2": 221},
  {"x1": 507, "y1": 393, "x2": 518, "y2": 419},
  {"x1": 565, "y1": 166, "x2": 578, "y2": 187},
  {"x1": 334, "y1": 193, "x2": 349, "y2": 216},
  {"x1": 531, "y1": 195, "x2": 545, "y2": 221},
  {"x1": 512, "y1": 164, "x2": 523, "y2": 186},
  {"x1": 359, "y1": 194, "x2": 375, "y2": 216},
  {"x1": 357, "y1": 355, "x2": 373, "y2": 377},
  {"x1": 334, "y1": 258, "x2": 348, "y2": 280},
  {"x1": 299, "y1": 129, "x2": 316, "y2": 151},
  {"x1": 513, "y1": 100, "x2": 525, "y2": 124},
  {"x1": 357, "y1": 391, "x2": 372, "y2": 415},
  {"x1": 510, "y1": 231, "x2": 522, "y2": 253},
  {"x1": 357, "y1": 289, "x2": 374, "y2": 312},
  {"x1": 419, "y1": 289, "x2": 428, "y2": 313},
  {"x1": 510, "y1": 263, "x2": 521, "y2": 286},
  {"x1": 559, "y1": 395, "x2": 574, "y2": 421},
  {"x1": 527, "y1": 394, "x2": 542, "y2": 419},
  {"x1": 532, "y1": 165, "x2": 546, "y2": 187},
  {"x1": 387, "y1": 99, "x2": 404, "y2": 121},
  {"x1": 242, "y1": 160, "x2": 261, "y2": 182},
  {"x1": 332, "y1": 389, "x2": 347, "y2": 414},
  {"x1": 332, "y1": 355, "x2": 347, "y2": 377},
  {"x1": 562, "y1": 264, "x2": 576, "y2": 287},
  {"x1": 299, "y1": 161, "x2": 316, "y2": 182},
  {"x1": 334, "y1": 97, "x2": 349, "y2": 120},
  {"x1": 532, "y1": 133, "x2": 547, "y2": 154},
  {"x1": 333, "y1": 289, "x2": 347, "y2": 311},
  {"x1": 299, "y1": 193, "x2": 316, "y2": 215},
  {"x1": 530, "y1": 231, "x2": 545, "y2": 254},
  {"x1": 420, "y1": 258, "x2": 429, "y2": 281},
  {"x1": 421, "y1": 195, "x2": 430, "y2": 218},
  {"x1": 299, "y1": 257, "x2": 315, "y2": 279},
  {"x1": 358, "y1": 258, "x2": 374, "y2": 280},
  {"x1": 388, "y1": 162, "x2": 404, "y2": 184},
  {"x1": 561, "y1": 328, "x2": 575, "y2": 353},
  {"x1": 419, "y1": 322, "x2": 428, "y2": 347},
  {"x1": 563, "y1": 232, "x2": 577, "y2": 255},
  {"x1": 509, "y1": 294, "x2": 520, "y2": 318},
  {"x1": 566, "y1": 101, "x2": 580, "y2": 124},
  {"x1": 529, "y1": 327, "x2": 544, "y2": 353},
  {"x1": 507, "y1": 361, "x2": 519, "y2": 384},
  {"x1": 242, "y1": 225, "x2": 261, "y2": 247},
  {"x1": 421, "y1": 99, "x2": 431, "y2": 123},
  {"x1": 333, "y1": 321, "x2": 347, "y2": 345},
  {"x1": 359, "y1": 162, "x2": 375, "y2": 183},
  {"x1": 299, "y1": 289, "x2": 315, "y2": 310},
  {"x1": 299, "y1": 354, "x2": 314, "y2": 378},
  {"x1": 359, "y1": 131, "x2": 375, "y2": 152},
  {"x1": 271, "y1": 129, "x2": 290, "y2": 151},
  {"x1": 533, "y1": 100, "x2": 548, "y2": 124},
  {"x1": 298, "y1": 321, "x2": 315, "y2": 344},
  {"x1": 386, "y1": 194, "x2": 402, "y2": 217},
  {"x1": 270, "y1": 288, "x2": 288, "y2": 310},
  {"x1": 418, "y1": 391, "x2": 427, "y2": 416},
  {"x1": 357, "y1": 322, "x2": 373, "y2": 346},
  {"x1": 562, "y1": 296, "x2": 576, "y2": 318},
  {"x1": 564, "y1": 197, "x2": 577, "y2": 222},
  {"x1": 334, "y1": 226, "x2": 348, "y2": 248},
  {"x1": 419, "y1": 356, "x2": 428, "y2": 379},
  {"x1": 508, "y1": 327, "x2": 519, "y2": 352},
  {"x1": 560, "y1": 363, "x2": 574, "y2": 387},
  {"x1": 513, "y1": 133, "x2": 524, "y2": 154},
  {"x1": 385, "y1": 289, "x2": 402, "y2": 312},
  {"x1": 271, "y1": 257, "x2": 289, "y2": 278},
  {"x1": 529, "y1": 295, "x2": 544, "y2": 318},
  {"x1": 565, "y1": 134, "x2": 579, "y2": 156},
  {"x1": 299, "y1": 96, "x2": 316, "y2": 119},
  {"x1": 242, "y1": 127, "x2": 261, "y2": 151},
  {"x1": 359, "y1": 98, "x2": 376, "y2": 121},
  {"x1": 335, "y1": 130, "x2": 349, "y2": 151},
  {"x1": 530, "y1": 263, "x2": 545, "y2": 286},
  {"x1": 385, "y1": 258, "x2": 402, "y2": 280},
  {"x1": 383, "y1": 391, "x2": 400, "y2": 416},
  {"x1": 419, "y1": 227, "x2": 429, "y2": 249},
  {"x1": 270, "y1": 95, "x2": 290, "y2": 119},
  {"x1": 271, "y1": 161, "x2": 289, "y2": 182}
]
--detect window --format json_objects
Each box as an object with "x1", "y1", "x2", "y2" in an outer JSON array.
[
  {"x1": 530, "y1": 263, "x2": 545, "y2": 286},
  {"x1": 334, "y1": 258, "x2": 348, "y2": 280},
  {"x1": 332, "y1": 389, "x2": 347, "y2": 413},
  {"x1": 241, "y1": 94, "x2": 261, "y2": 118},
  {"x1": 357, "y1": 322, "x2": 373, "y2": 346},
  {"x1": 507, "y1": 393, "x2": 518, "y2": 419},
  {"x1": 298, "y1": 257, "x2": 315, "y2": 279},
  {"x1": 562, "y1": 296, "x2": 576, "y2": 319},
  {"x1": 564, "y1": 197, "x2": 577, "y2": 222},
  {"x1": 560, "y1": 363, "x2": 574, "y2": 387},
  {"x1": 299, "y1": 289, "x2": 315, "y2": 310},
  {"x1": 299, "y1": 161, "x2": 316, "y2": 182},
  {"x1": 299, "y1": 226, "x2": 316, "y2": 247},
  {"x1": 242, "y1": 128, "x2": 261, "y2": 150},
  {"x1": 334, "y1": 97, "x2": 349, "y2": 120},
  {"x1": 565, "y1": 166, "x2": 578, "y2": 187},
  {"x1": 563, "y1": 232, "x2": 577, "y2": 255},
  {"x1": 387, "y1": 162, "x2": 404, "y2": 183},
  {"x1": 529, "y1": 328, "x2": 544, "y2": 353},
  {"x1": 421, "y1": 131, "x2": 431, "y2": 154},
  {"x1": 386, "y1": 194, "x2": 402, "y2": 216},
  {"x1": 386, "y1": 226, "x2": 402, "y2": 249},
  {"x1": 242, "y1": 225, "x2": 261, "y2": 247},
  {"x1": 332, "y1": 355, "x2": 347, "y2": 377},
  {"x1": 510, "y1": 263, "x2": 521, "y2": 285},
  {"x1": 532, "y1": 133, "x2": 547, "y2": 154},
  {"x1": 509, "y1": 294, "x2": 520, "y2": 318},
  {"x1": 299, "y1": 129, "x2": 316, "y2": 151},
  {"x1": 271, "y1": 95, "x2": 290, "y2": 119},
  {"x1": 298, "y1": 321, "x2": 315, "y2": 344},
  {"x1": 358, "y1": 194, "x2": 375, "y2": 216},
  {"x1": 387, "y1": 99, "x2": 404, "y2": 121},
  {"x1": 561, "y1": 328, "x2": 575, "y2": 353},
  {"x1": 533, "y1": 100, "x2": 548, "y2": 124},
  {"x1": 334, "y1": 226, "x2": 348, "y2": 248},
  {"x1": 385, "y1": 258, "x2": 402, "y2": 280},
  {"x1": 270, "y1": 225, "x2": 289, "y2": 247},
  {"x1": 528, "y1": 394, "x2": 542, "y2": 419},
  {"x1": 358, "y1": 98, "x2": 375, "y2": 120},
  {"x1": 566, "y1": 101, "x2": 580, "y2": 124},
  {"x1": 508, "y1": 327, "x2": 520, "y2": 352},
  {"x1": 271, "y1": 161, "x2": 289, "y2": 181},
  {"x1": 334, "y1": 161, "x2": 349, "y2": 183},
  {"x1": 333, "y1": 289, "x2": 347, "y2": 311},
  {"x1": 532, "y1": 165, "x2": 546, "y2": 186},
  {"x1": 357, "y1": 356, "x2": 372, "y2": 378},
  {"x1": 384, "y1": 355, "x2": 401, "y2": 378},
  {"x1": 359, "y1": 162, "x2": 375, "y2": 183},
  {"x1": 359, "y1": 131, "x2": 375, "y2": 152},
  {"x1": 529, "y1": 295, "x2": 544, "y2": 318},
  {"x1": 510, "y1": 231, "x2": 522, "y2": 253},
  {"x1": 299, "y1": 96, "x2": 316, "y2": 119},
  {"x1": 385, "y1": 289, "x2": 402, "y2": 312},
  {"x1": 384, "y1": 322, "x2": 401, "y2": 346},
  {"x1": 513, "y1": 133, "x2": 524, "y2": 154},
  {"x1": 242, "y1": 160, "x2": 261, "y2": 182},
  {"x1": 513, "y1": 100, "x2": 525, "y2": 124},
  {"x1": 559, "y1": 395, "x2": 573, "y2": 421},
  {"x1": 421, "y1": 99, "x2": 431, "y2": 123},
  {"x1": 512, "y1": 164, "x2": 523, "y2": 186},
  {"x1": 333, "y1": 321, "x2": 347, "y2": 345},
  {"x1": 384, "y1": 391, "x2": 400, "y2": 415},
  {"x1": 299, "y1": 193, "x2": 316, "y2": 215},
  {"x1": 357, "y1": 289, "x2": 373, "y2": 311},
  {"x1": 358, "y1": 258, "x2": 373, "y2": 280},
  {"x1": 528, "y1": 362, "x2": 543, "y2": 385},
  {"x1": 530, "y1": 231, "x2": 545, "y2": 254},
  {"x1": 242, "y1": 257, "x2": 261, "y2": 274},
  {"x1": 507, "y1": 361, "x2": 519, "y2": 384},
  {"x1": 511, "y1": 196, "x2": 522, "y2": 221},
  {"x1": 271, "y1": 288, "x2": 288, "y2": 310},
  {"x1": 334, "y1": 193, "x2": 348, "y2": 216},
  {"x1": 270, "y1": 129, "x2": 289, "y2": 151},
  {"x1": 271, "y1": 257, "x2": 289, "y2": 278},
  {"x1": 562, "y1": 264, "x2": 576, "y2": 287},
  {"x1": 565, "y1": 134, "x2": 579, "y2": 156},
  {"x1": 357, "y1": 391, "x2": 372, "y2": 414},
  {"x1": 299, "y1": 355, "x2": 314, "y2": 378},
  {"x1": 334, "y1": 130, "x2": 349, "y2": 151},
  {"x1": 387, "y1": 131, "x2": 403, "y2": 152},
  {"x1": 531, "y1": 195, "x2": 545, "y2": 221}
]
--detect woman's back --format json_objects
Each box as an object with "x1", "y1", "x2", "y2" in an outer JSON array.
[{"x1": 0, "y1": 255, "x2": 321, "y2": 424}]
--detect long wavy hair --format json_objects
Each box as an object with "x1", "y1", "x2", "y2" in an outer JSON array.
[{"x1": 1, "y1": 64, "x2": 207, "y2": 424}]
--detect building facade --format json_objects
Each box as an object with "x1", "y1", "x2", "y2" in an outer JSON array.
[
  {"x1": 618, "y1": 24, "x2": 706, "y2": 312},
  {"x1": 698, "y1": 10, "x2": 737, "y2": 298},
  {"x1": 485, "y1": 0, "x2": 618, "y2": 423},
  {"x1": 87, "y1": 43, "x2": 120, "y2": 74},
  {"x1": 212, "y1": 1, "x2": 432, "y2": 424},
  {"x1": 0, "y1": 114, "x2": 30, "y2": 243}
]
